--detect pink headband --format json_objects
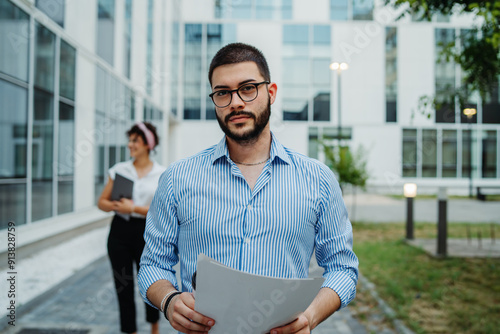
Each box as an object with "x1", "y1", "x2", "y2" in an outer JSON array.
[{"x1": 136, "y1": 122, "x2": 156, "y2": 150}]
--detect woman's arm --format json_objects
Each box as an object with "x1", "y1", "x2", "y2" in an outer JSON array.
[{"x1": 97, "y1": 177, "x2": 118, "y2": 212}]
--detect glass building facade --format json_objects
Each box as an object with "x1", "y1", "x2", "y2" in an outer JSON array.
[{"x1": 0, "y1": 0, "x2": 499, "y2": 231}]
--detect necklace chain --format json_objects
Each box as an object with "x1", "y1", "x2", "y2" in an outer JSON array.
[{"x1": 232, "y1": 158, "x2": 269, "y2": 166}]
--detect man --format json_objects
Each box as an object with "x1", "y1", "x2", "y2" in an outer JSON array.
[{"x1": 138, "y1": 42, "x2": 358, "y2": 334}]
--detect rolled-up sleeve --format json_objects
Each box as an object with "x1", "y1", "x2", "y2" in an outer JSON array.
[
  {"x1": 315, "y1": 165, "x2": 359, "y2": 309},
  {"x1": 138, "y1": 167, "x2": 180, "y2": 306}
]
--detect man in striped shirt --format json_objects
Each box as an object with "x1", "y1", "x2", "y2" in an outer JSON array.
[{"x1": 138, "y1": 42, "x2": 359, "y2": 334}]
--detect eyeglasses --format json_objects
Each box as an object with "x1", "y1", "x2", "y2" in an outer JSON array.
[{"x1": 209, "y1": 81, "x2": 269, "y2": 108}]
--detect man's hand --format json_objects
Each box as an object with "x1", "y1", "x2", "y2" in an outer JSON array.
[
  {"x1": 167, "y1": 292, "x2": 215, "y2": 334},
  {"x1": 269, "y1": 313, "x2": 312, "y2": 334}
]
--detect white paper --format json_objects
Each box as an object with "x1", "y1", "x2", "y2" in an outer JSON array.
[{"x1": 194, "y1": 254, "x2": 324, "y2": 334}]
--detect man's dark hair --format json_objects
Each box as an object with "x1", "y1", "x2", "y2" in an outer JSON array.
[{"x1": 208, "y1": 42, "x2": 271, "y2": 85}]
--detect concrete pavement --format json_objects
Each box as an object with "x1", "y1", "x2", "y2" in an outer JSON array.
[{"x1": 3, "y1": 253, "x2": 370, "y2": 334}]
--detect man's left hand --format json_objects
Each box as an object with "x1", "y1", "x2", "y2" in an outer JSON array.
[{"x1": 269, "y1": 313, "x2": 311, "y2": 334}]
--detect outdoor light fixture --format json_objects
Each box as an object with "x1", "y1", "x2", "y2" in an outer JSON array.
[
  {"x1": 403, "y1": 183, "x2": 417, "y2": 198},
  {"x1": 329, "y1": 62, "x2": 349, "y2": 71},
  {"x1": 463, "y1": 108, "x2": 477, "y2": 118},
  {"x1": 404, "y1": 183, "x2": 417, "y2": 240},
  {"x1": 463, "y1": 108, "x2": 477, "y2": 197}
]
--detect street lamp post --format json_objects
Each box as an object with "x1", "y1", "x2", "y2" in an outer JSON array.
[
  {"x1": 463, "y1": 108, "x2": 477, "y2": 198},
  {"x1": 329, "y1": 62, "x2": 348, "y2": 143}
]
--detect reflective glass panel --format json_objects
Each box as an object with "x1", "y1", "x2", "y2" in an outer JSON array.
[
  {"x1": 330, "y1": 0, "x2": 348, "y2": 20},
  {"x1": 57, "y1": 102, "x2": 74, "y2": 214},
  {"x1": 441, "y1": 130, "x2": 457, "y2": 177},
  {"x1": 32, "y1": 88, "x2": 54, "y2": 221},
  {"x1": 422, "y1": 129, "x2": 437, "y2": 177},
  {"x1": 353, "y1": 0, "x2": 373, "y2": 20},
  {"x1": 0, "y1": 0, "x2": 30, "y2": 82},
  {"x1": 481, "y1": 130, "x2": 497, "y2": 178},
  {"x1": 60, "y1": 40, "x2": 76, "y2": 100},
  {"x1": 35, "y1": 23, "x2": 56, "y2": 92},
  {"x1": 97, "y1": 0, "x2": 115, "y2": 65},
  {"x1": 36, "y1": 0, "x2": 65, "y2": 27},
  {"x1": 402, "y1": 129, "x2": 417, "y2": 177},
  {"x1": 0, "y1": 79, "x2": 28, "y2": 227}
]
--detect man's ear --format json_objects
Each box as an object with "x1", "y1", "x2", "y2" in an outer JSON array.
[{"x1": 268, "y1": 82, "x2": 278, "y2": 105}]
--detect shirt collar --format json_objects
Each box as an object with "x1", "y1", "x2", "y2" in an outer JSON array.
[{"x1": 211, "y1": 132, "x2": 292, "y2": 166}]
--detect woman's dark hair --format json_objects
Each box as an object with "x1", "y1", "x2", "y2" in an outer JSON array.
[
  {"x1": 208, "y1": 42, "x2": 271, "y2": 85},
  {"x1": 126, "y1": 122, "x2": 159, "y2": 151}
]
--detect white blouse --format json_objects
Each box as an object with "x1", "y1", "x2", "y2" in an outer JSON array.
[{"x1": 108, "y1": 159, "x2": 166, "y2": 219}]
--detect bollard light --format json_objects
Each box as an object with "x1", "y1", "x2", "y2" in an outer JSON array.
[
  {"x1": 404, "y1": 183, "x2": 417, "y2": 198},
  {"x1": 437, "y1": 187, "x2": 448, "y2": 256},
  {"x1": 404, "y1": 183, "x2": 417, "y2": 240}
]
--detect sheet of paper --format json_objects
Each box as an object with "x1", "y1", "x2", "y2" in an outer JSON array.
[{"x1": 194, "y1": 254, "x2": 324, "y2": 334}]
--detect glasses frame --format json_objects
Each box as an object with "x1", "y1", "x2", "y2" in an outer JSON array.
[{"x1": 209, "y1": 81, "x2": 270, "y2": 108}]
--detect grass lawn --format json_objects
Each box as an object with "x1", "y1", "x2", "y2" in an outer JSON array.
[{"x1": 349, "y1": 222, "x2": 500, "y2": 334}]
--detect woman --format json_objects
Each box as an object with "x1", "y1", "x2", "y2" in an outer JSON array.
[{"x1": 98, "y1": 122, "x2": 166, "y2": 334}]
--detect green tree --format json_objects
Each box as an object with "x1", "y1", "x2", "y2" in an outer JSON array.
[
  {"x1": 386, "y1": 0, "x2": 500, "y2": 115},
  {"x1": 320, "y1": 143, "x2": 369, "y2": 191}
]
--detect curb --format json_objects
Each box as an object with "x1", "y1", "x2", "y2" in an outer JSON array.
[{"x1": 358, "y1": 274, "x2": 415, "y2": 334}]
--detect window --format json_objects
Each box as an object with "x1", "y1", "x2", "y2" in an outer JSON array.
[
  {"x1": 59, "y1": 40, "x2": 76, "y2": 100},
  {"x1": 402, "y1": 129, "x2": 417, "y2": 177},
  {"x1": 330, "y1": 0, "x2": 348, "y2": 20},
  {"x1": 94, "y1": 65, "x2": 133, "y2": 201},
  {"x1": 36, "y1": 0, "x2": 65, "y2": 27},
  {"x1": 57, "y1": 102, "x2": 74, "y2": 214},
  {"x1": 481, "y1": 130, "x2": 497, "y2": 178},
  {"x1": 0, "y1": 80, "x2": 28, "y2": 228},
  {"x1": 330, "y1": 0, "x2": 373, "y2": 20},
  {"x1": 435, "y1": 28, "x2": 456, "y2": 123},
  {"x1": 441, "y1": 130, "x2": 457, "y2": 177},
  {"x1": 0, "y1": 0, "x2": 30, "y2": 82},
  {"x1": 283, "y1": 25, "x2": 331, "y2": 122},
  {"x1": 124, "y1": 0, "x2": 132, "y2": 78},
  {"x1": 183, "y1": 24, "x2": 202, "y2": 120},
  {"x1": 482, "y1": 76, "x2": 500, "y2": 124},
  {"x1": 183, "y1": 23, "x2": 236, "y2": 120},
  {"x1": 146, "y1": 0, "x2": 154, "y2": 94},
  {"x1": 353, "y1": 0, "x2": 373, "y2": 20},
  {"x1": 96, "y1": 0, "x2": 115, "y2": 65},
  {"x1": 171, "y1": 23, "x2": 179, "y2": 116},
  {"x1": 462, "y1": 129, "x2": 477, "y2": 178},
  {"x1": 422, "y1": 129, "x2": 437, "y2": 177},
  {"x1": 216, "y1": 0, "x2": 292, "y2": 20},
  {"x1": 385, "y1": 27, "x2": 397, "y2": 123},
  {"x1": 32, "y1": 23, "x2": 56, "y2": 222}
]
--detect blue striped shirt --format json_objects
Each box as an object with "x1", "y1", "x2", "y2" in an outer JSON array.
[{"x1": 138, "y1": 133, "x2": 359, "y2": 309}]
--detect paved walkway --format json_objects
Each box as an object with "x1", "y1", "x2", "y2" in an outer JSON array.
[
  {"x1": 343, "y1": 193, "x2": 500, "y2": 223},
  {"x1": 3, "y1": 256, "x2": 369, "y2": 334}
]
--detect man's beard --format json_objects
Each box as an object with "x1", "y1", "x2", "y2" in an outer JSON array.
[{"x1": 216, "y1": 99, "x2": 271, "y2": 145}]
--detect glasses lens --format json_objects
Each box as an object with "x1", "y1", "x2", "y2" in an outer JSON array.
[
  {"x1": 238, "y1": 84, "x2": 258, "y2": 102},
  {"x1": 213, "y1": 90, "x2": 231, "y2": 107}
]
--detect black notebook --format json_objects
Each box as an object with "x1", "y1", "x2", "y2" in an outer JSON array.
[{"x1": 111, "y1": 173, "x2": 134, "y2": 200}]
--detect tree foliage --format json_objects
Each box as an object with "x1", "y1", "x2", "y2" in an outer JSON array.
[
  {"x1": 320, "y1": 143, "x2": 369, "y2": 191},
  {"x1": 387, "y1": 0, "x2": 500, "y2": 113}
]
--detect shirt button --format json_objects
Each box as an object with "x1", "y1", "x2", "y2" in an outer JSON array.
[
  {"x1": 244, "y1": 238, "x2": 250, "y2": 244},
  {"x1": 247, "y1": 204, "x2": 252, "y2": 210}
]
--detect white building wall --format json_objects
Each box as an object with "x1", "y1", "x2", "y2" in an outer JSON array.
[
  {"x1": 74, "y1": 56, "x2": 97, "y2": 211},
  {"x1": 333, "y1": 22, "x2": 386, "y2": 127},
  {"x1": 65, "y1": 0, "x2": 97, "y2": 52},
  {"x1": 398, "y1": 24, "x2": 435, "y2": 126},
  {"x1": 293, "y1": 0, "x2": 329, "y2": 22}
]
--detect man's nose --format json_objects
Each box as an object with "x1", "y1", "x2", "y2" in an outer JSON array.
[{"x1": 229, "y1": 90, "x2": 245, "y2": 109}]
